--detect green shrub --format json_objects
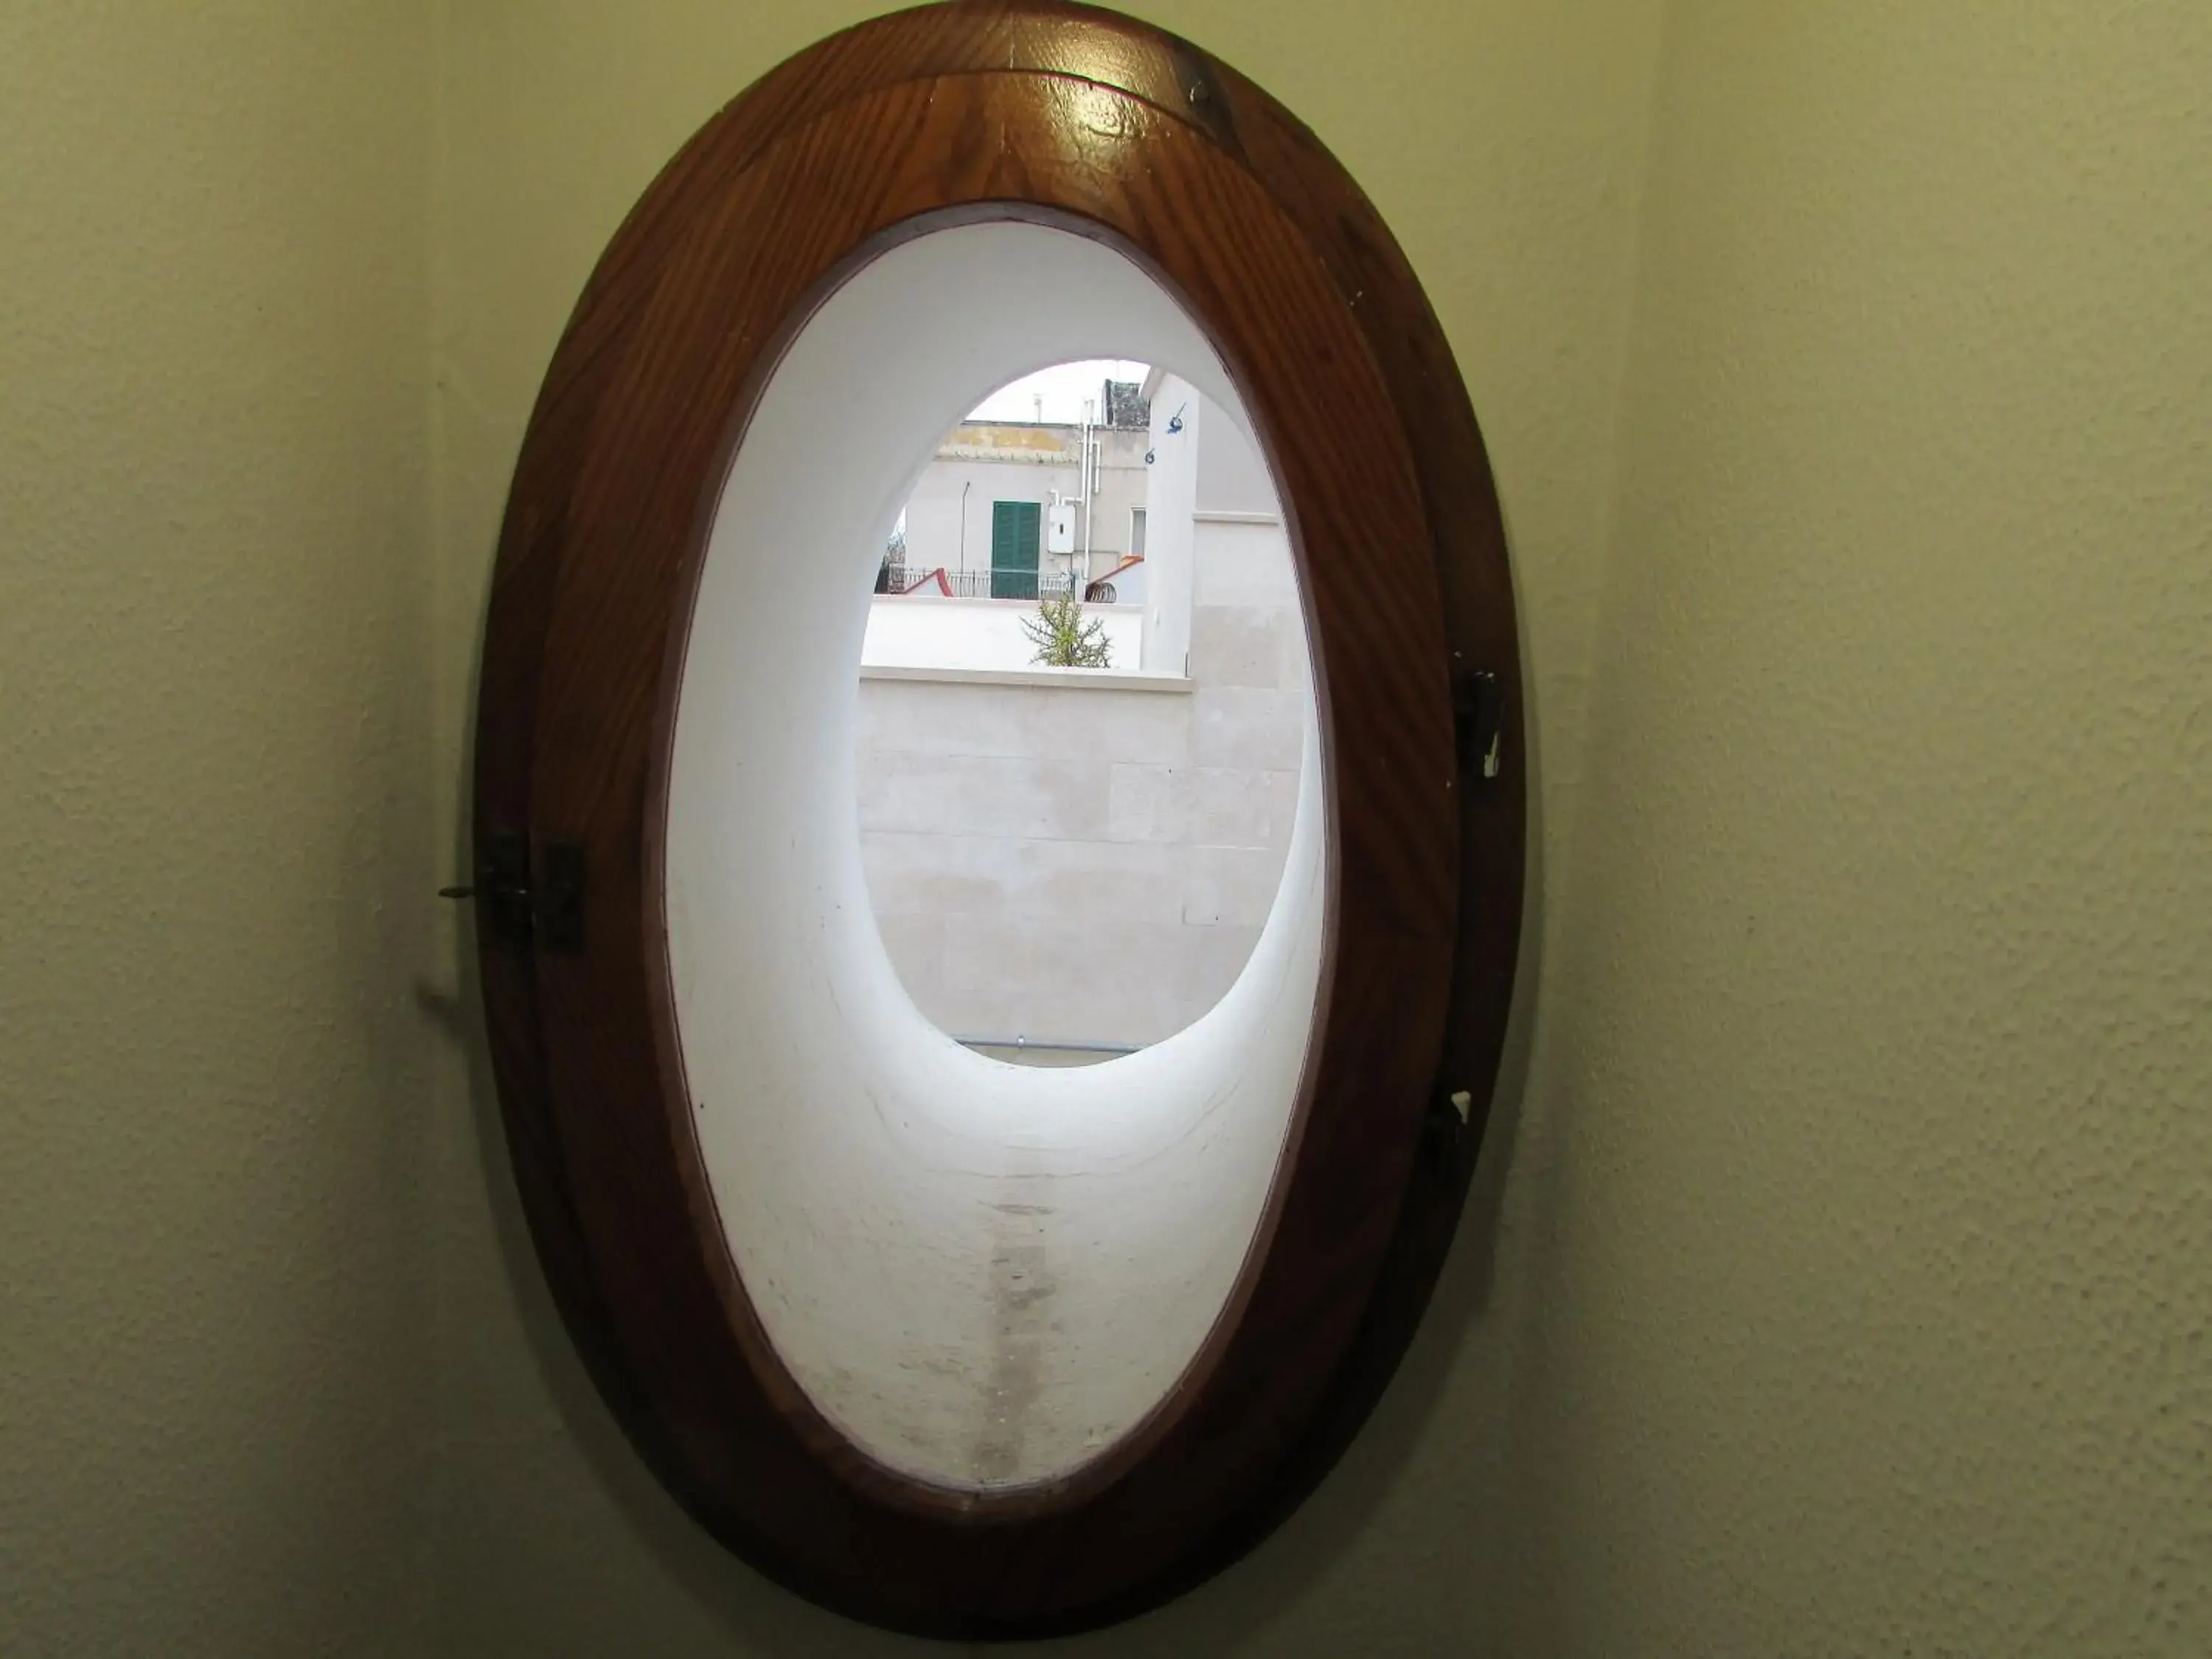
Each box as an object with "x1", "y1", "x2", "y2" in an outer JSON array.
[{"x1": 1021, "y1": 592, "x2": 1113, "y2": 668}]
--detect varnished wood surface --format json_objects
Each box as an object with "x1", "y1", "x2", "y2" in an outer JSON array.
[{"x1": 470, "y1": 0, "x2": 1525, "y2": 1638}]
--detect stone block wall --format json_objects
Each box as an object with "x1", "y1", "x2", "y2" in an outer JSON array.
[{"x1": 855, "y1": 521, "x2": 1310, "y2": 1049}]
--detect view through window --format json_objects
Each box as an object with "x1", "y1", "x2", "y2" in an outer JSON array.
[{"x1": 855, "y1": 360, "x2": 1315, "y2": 1065}]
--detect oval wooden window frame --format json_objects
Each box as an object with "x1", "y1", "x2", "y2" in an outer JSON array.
[{"x1": 469, "y1": 0, "x2": 1525, "y2": 1639}]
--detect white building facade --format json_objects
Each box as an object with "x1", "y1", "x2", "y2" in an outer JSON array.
[{"x1": 894, "y1": 386, "x2": 1152, "y2": 607}]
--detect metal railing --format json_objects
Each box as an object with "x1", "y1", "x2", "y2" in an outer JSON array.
[{"x1": 881, "y1": 565, "x2": 1100, "y2": 602}]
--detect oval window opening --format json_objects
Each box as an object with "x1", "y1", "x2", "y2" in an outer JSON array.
[
  {"x1": 473, "y1": 8, "x2": 1525, "y2": 1631},
  {"x1": 666, "y1": 223, "x2": 1328, "y2": 1492},
  {"x1": 858, "y1": 357, "x2": 1315, "y2": 1067}
]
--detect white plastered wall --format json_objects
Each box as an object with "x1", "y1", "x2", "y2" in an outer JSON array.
[
  {"x1": 664, "y1": 222, "x2": 1326, "y2": 1489},
  {"x1": 1138, "y1": 372, "x2": 1200, "y2": 678}
]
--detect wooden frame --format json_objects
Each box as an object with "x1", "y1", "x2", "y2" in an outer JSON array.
[{"x1": 469, "y1": 0, "x2": 1524, "y2": 1638}]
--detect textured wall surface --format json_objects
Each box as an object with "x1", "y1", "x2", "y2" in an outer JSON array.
[
  {"x1": 1514, "y1": 4, "x2": 2212, "y2": 1652},
  {"x1": 0, "y1": 2, "x2": 437, "y2": 1655}
]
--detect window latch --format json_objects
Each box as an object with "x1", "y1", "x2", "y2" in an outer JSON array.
[{"x1": 440, "y1": 832, "x2": 583, "y2": 952}]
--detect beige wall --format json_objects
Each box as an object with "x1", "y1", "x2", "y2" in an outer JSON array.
[
  {"x1": 1514, "y1": 4, "x2": 2212, "y2": 1651},
  {"x1": 0, "y1": 2, "x2": 437, "y2": 1655},
  {"x1": 9, "y1": 0, "x2": 2208, "y2": 1655}
]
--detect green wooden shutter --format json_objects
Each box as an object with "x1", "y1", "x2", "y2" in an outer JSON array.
[{"x1": 990, "y1": 500, "x2": 1041, "y2": 599}]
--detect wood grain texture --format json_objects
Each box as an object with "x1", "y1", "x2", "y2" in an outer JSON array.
[{"x1": 468, "y1": 0, "x2": 1525, "y2": 1638}]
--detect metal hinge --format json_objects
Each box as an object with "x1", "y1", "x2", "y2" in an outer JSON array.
[
  {"x1": 439, "y1": 831, "x2": 583, "y2": 952},
  {"x1": 1453, "y1": 669, "x2": 1505, "y2": 782}
]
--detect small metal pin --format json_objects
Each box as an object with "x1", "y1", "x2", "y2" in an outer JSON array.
[{"x1": 1453, "y1": 669, "x2": 1506, "y2": 783}]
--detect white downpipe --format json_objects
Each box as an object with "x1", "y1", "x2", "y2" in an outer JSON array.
[{"x1": 1081, "y1": 401, "x2": 1096, "y2": 586}]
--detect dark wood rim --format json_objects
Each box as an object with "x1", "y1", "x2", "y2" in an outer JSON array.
[{"x1": 470, "y1": 0, "x2": 1524, "y2": 1638}]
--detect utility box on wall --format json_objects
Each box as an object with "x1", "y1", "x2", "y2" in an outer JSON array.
[{"x1": 1048, "y1": 501, "x2": 1077, "y2": 554}]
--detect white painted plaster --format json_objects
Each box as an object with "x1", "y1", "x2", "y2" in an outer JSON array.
[
  {"x1": 1140, "y1": 375, "x2": 1200, "y2": 677},
  {"x1": 663, "y1": 222, "x2": 1325, "y2": 1491}
]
